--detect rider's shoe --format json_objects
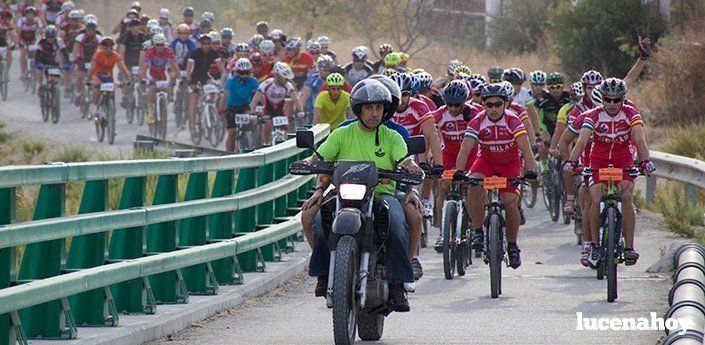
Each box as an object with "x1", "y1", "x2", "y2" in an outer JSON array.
[
  {"x1": 411, "y1": 257, "x2": 423, "y2": 280},
  {"x1": 433, "y1": 236, "x2": 444, "y2": 253},
  {"x1": 314, "y1": 275, "x2": 328, "y2": 297},
  {"x1": 623, "y1": 247, "x2": 640, "y2": 266},
  {"x1": 580, "y1": 245, "x2": 590, "y2": 267},
  {"x1": 146, "y1": 104, "x2": 155, "y2": 124},
  {"x1": 388, "y1": 284, "x2": 410, "y2": 312},
  {"x1": 421, "y1": 198, "x2": 433, "y2": 217},
  {"x1": 588, "y1": 245, "x2": 601, "y2": 269},
  {"x1": 519, "y1": 206, "x2": 526, "y2": 225},
  {"x1": 507, "y1": 243, "x2": 521, "y2": 269},
  {"x1": 472, "y1": 230, "x2": 484, "y2": 252}
]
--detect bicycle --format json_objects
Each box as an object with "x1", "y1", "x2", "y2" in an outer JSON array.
[
  {"x1": 23, "y1": 45, "x2": 38, "y2": 94},
  {"x1": 581, "y1": 166, "x2": 642, "y2": 303},
  {"x1": 147, "y1": 80, "x2": 171, "y2": 140},
  {"x1": 123, "y1": 66, "x2": 144, "y2": 125},
  {"x1": 78, "y1": 63, "x2": 93, "y2": 119},
  {"x1": 441, "y1": 170, "x2": 473, "y2": 280},
  {"x1": 541, "y1": 155, "x2": 562, "y2": 222},
  {"x1": 0, "y1": 46, "x2": 9, "y2": 101},
  {"x1": 93, "y1": 81, "x2": 123, "y2": 145},
  {"x1": 464, "y1": 175, "x2": 525, "y2": 298},
  {"x1": 190, "y1": 81, "x2": 223, "y2": 146},
  {"x1": 173, "y1": 70, "x2": 188, "y2": 128},
  {"x1": 271, "y1": 114, "x2": 288, "y2": 144},
  {"x1": 571, "y1": 173, "x2": 584, "y2": 245},
  {"x1": 39, "y1": 66, "x2": 62, "y2": 124}
]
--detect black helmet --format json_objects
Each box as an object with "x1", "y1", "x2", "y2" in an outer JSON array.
[
  {"x1": 350, "y1": 79, "x2": 393, "y2": 127},
  {"x1": 546, "y1": 72, "x2": 565, "y2": 85},
  {"x1": 44, "y1": 25, "x2": 59, "y2": 38},
  {"x1": 481, "y1": 83, "x2": 508, "y2": 101},
  {"x1": 487, "y1": 66, "x2": 503, "y2": 81},
  {"x1": 367, "y1": 74, "x2": 401, "y2": 122},
  {"x1": 501, "y1": 67, "x2": 526, "y2": 84}
]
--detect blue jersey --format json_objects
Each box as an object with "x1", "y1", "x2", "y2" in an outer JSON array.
[
  {"x1": 225, "y1": 76, "x2": 260, "y2": 107},
  {"x1": 169, "y1": 38, "x2": 196, "y2": 68},
  {"x1": 338, "y1": 119, "x2": 409, "y2": 140},
  {"x1": 304, "y1": 73, "x2": 324, "y2": 112}
]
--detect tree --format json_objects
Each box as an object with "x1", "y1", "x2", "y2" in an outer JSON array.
[
  {"x1": 486, "y1": 0, "x2": 557, "y2": 54},
  {"x1": 551, "y1": 0, "x2": 667, "y2": 78}
]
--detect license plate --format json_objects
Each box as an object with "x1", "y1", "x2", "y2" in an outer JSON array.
[
  {"x1": 598, "y1": 167, "x2": 623, "y2": 181},
  {"x1": 85, "y1": 63, "x2": 92, "y2": 70},
  {"x1": 100, "y1": 83, "x2": 115, "y2": 92},
  {"x1": 48, "y1": 68, "x2": 61, "y2": 76},
  {"x1": 155, "y1": 80, "x2": 170, "y2": 89},
  {"x1": 131, "y1": 66, "x2": 140, "y2": 74},
  {"x1": 483, "y1": 176, "x2": 507, "y2": 190},
  {"x1": 272, "y1": 116, "x2": 288, "y2": 127},
  {"x1": 0, "y1": 47, "x2": 6, "y2": 55},
  {"x1": 235, "y1": 114, "x2": 250, "y2": 125},
  {"x1": 203, "y1": 84, "x2": 218, "y2": 94},
  {"x1": 28, "y1": 45, "x2": 38, "y2": 52}
]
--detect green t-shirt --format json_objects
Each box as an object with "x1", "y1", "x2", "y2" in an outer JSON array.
[
  {"x1": 314, "y1": 91, "x2": 351, "y2": 130},
  {"x1": 317, "y1": 122, "x2": 408, "y2": 195}
]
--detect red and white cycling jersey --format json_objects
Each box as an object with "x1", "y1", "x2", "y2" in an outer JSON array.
[
  {"x1": 434, "y1": 103, "x2": 482, "y2": 169},
  {"x1": 418, "y1": 94, "x2": 437, "y2": 112},
  {"x1": 567, "y1": 111, "x2": 593, "y2": 166},
  {"x1": 506, "y1": 101, "x2": 529, "y2": 123},
  {"x1": 391, "y1": 97, "x2": 433, "y2": 136},
  {"x1": 144, "y1": 46, "x2": 176, "y2": 80},
  {"x1": 17, "y1": 16, "x2": 42, "y2": 43},
  {"x1": 465, "y1": 110, "x2": 527, "y2": 163},
  {"x1": 258, "y1": 77, "x2": 294, "y2": 114},
  {"x1": 581, "y1": 104, "x2": 643, "y2": 161}
]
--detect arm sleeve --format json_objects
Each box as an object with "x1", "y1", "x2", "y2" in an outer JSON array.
[
  {"x1": 316, "y1": 128, "x2": 340, "y2": 161},
  {"x1": 389, "y1": 131, "x2": 409, "y2": 164}
]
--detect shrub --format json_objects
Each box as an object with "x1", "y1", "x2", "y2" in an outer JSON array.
[
  {"x1": 487, "y1": 0, "x2": 554, "y2": 54},
  {"x1": 654, "y1": 182, "x2": 705, "y2": 237},
  {"x1": 660, "y1": 123, "x2": 705, "y2": 160}
]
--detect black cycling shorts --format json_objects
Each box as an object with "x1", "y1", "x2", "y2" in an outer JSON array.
[{"x1": 225, "y1": 105, "x2": 251, "y2": 129}]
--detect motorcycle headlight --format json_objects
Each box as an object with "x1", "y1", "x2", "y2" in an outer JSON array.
[{"x1": 339, "y1": 184, "x2": 367, "y2": 201}]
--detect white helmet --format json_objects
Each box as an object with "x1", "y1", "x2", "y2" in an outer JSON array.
[
  {"x1": 352, "y1": 46, "x2": 368, "y2": 60},
  {"x1": 152, "y1": 34, "x2": 167, "y2": 45},
  {"x1": 147, "y1": 19, "x2": 159, "y2": 29},
  {"x1": 201, "y1": 11, "x2": 214, "y2": 22},
  {"x1": 258, "y1": 39, "x2": 275, "y2": 55},
  {"x1": 68, "y1": 10, "x2": 83, "y2": 20},
  {"x1": 159, "y1": 8, "x2": 171, "y2": 19},
  {"x1": 500, "y1": 81, "x2": 515, "y2": 99},
  {"x1": 83, "y1": 14, "x2": 97, "y2": 24},
  {"x1": 316, "y1": 35, "x2": 331, "y2": 46},
  {"x1": 61, "y1": 1, "x2": 75, "y2": 11},
  {"x1": 285, "y1": 37, "x2": 302, "y2": 50},
  {"x1": 529, "y1": 70, "x2": 547, "y2": 84},
  {"x1": 235, "y1": 58, "x2": 252, "y2": 72},
  {"x1": 273, "y1": 62, "x2": 294, "y2": 80},
  {"x1": 581, "y1": 70, "x2": 603, "y2": 85},
  {"x1": 208, "y1": 31, "x2": 221, "y2": 43},
  {"x1": 149, "y1": 26, "x2": 164, "y2": 36}
]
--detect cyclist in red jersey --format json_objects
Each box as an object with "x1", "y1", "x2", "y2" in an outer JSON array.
[
  {"x1": 455, "y1": 83, "x2": 537, "y2": 269},
  {"x1": 281, "y1": 37, "x2": 313, "y2": 90},
  {"x1": 141, "y1": 34, "x2": 177, "y2": 124},
  {"x1": 566, "y1": 78, "x2": 654, "y2": 267}
]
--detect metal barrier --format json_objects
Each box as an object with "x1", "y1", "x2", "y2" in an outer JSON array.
[
  {"x1": 663, "y1": 244, "x2": 705, "y2": 344},
  {"x1": 0, "y1": 125, "x2": 329, "y2": 345},
  {"x1": 647, "y1": 151, "x2": 705, "y2": 205}
]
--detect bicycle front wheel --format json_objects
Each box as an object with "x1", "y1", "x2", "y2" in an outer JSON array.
[
  {"x1": 606, "y1": 207, "x2": 618, "y2": 302},
  {"x1": 442, "y1": 201, "x2": 457, "y2": 280},
  {"x1": 51, "y1": 85, "x2": 61, "y2": 124},
  {"x1": 106, "y1": 98, "x2": 116, "y2": 145},
  {"x1": 0, "y1": 61, "x2": 7, "y2": 101},
  {"x1": 488, "y1": 213, "x2": 502, "y2": 298},
  {"x1": 158, "y1": 96, "x2": 168, "y2": 139}
]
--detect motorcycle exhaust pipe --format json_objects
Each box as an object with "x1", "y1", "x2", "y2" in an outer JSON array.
[{"x1": 358, "y1": 252, "x2": 370, "y2": 308}]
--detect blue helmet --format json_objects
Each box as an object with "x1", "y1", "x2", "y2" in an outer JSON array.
[{"x1": 442, "y1": 80, "x2": 469, "y2": 104}]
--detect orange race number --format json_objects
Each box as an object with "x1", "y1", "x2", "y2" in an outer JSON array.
[
  {"x1": 598, "y1": 167, "x2": 623, "y2": 182},
  {"x1": 483, "y1": 176, "x2": 508, "y2": 190},
  {"x1": 442, "y1": 170, "x2": 456, "y2": 180}
]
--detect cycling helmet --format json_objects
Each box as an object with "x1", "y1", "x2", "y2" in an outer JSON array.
[
  {"x1": 176, "y1": 23, "x2": 190, "y2": 34},
  {"x1": 101, "y1": 37, "x2": 115, "y2": 47},
  {"x1": 201, "y1": 11, "x2": 214, "y2": 22},
  {"x1": 481, "y1": 83, "x2": 508, "y2": 101},
  {"x1": 208, "y1": 31, "x2": 221, "y2": 43},
  {"x1": 1, "y1": 9, "x2": 12, "y2": 20},
  {"x1": 326, "y1": 73, "x2": 345, "y2": 87},
  {"x1": 350, "y1": 79, "x2": 393, "y2": 119},
  {"x1": 220, "y1": 27, "x2": 233, "y2": 38},
  {"x1": 306, "y1": 40, "x2": 321, "y2": 54},
  {"x1": 159, "y1": 8, "x2": 170, "y2": 19},
  {"x1": 411, "y1": 68, "x2": 426, "y2": 74},
  {"x1": 569, "y1": 82, "x2": 584, "y2": 98},
  {"x1": 453, "y1": 65, "x2": 472, "y2": 76},
  {"x1": 197, "y1": 34, "x2": 211, "y2": 43},
  {"x1": 26, "y1": 6, "x2": 37, "y2": 14},
  {"x1": 501, "y1": 67, "x2": 525, "y2": 84},
  {"x1": 44, "y1": 25, "x2": 59, "y2": 38},
  {"x1": 416, "y1": 72, "x2": 433, "y2": 91},
  {"x1": 447, "y1": 59, "x2": 463, "y2": 75},
  {"x1": 126, "y1": 9, "x2": 139, "y2": 19},
  {"x1": 286, "y1": 37, "x2": 302, "y2": 50},
  {"x1": 270, "y1": 29, "x2": 283, "y2": 41},
  {"x1": 398, "y1": 52, "x2": 409, "y2": 63},
  {"x1": 147, "y1": 19, "x2": 159, "y2": 29},
  {"x1": 591, "y1": 85, "x2": 603, "y2": 107},
  {"x1": 131, "y1": 1, "x2": 142, "y2": 11},
  {"x1": 469, "y1": 79, "x2": 485, "y2": 93},
  {"x1": 600, "y1": 78, "x2": 627, "y2": 98},
  {"x1": 316, "y1": 35, "x2": 331, "y2": 47},
  {"x1": 62, "y1": 1, "x2": 75, "y2": 12},
  {"x1": 443, "y1": 80, "x2": 470, "y2": 104},
  {"x1": 273, "y1": 62, "x2": 294, "y2": 80},
  {"x1": 391, "y1": 72, "x2": 419, "y2": 93},
  {"x1": 546, "y1": 72, "x2": 565, "y2": 85},
  {"x1": 468, "y1": 73, "x2": 487, "y2": 83},
  {"x1": 152, "y1": 34, "x2": 167, "y2": 45},
  {"x1": 199, "y1": 19, "x2": 212, "y2": 30},
  {"x1": 140, "y1": 14, "x2": 150, "y2": 25},
  {"x1": 500, "y1": 81, "x2": 515, "y2": 99},
  {"x1": 383, "y1": 68, "x2": 398, "y2": 77},
  {"x1": 250, "y1": 34, "x2": 264, "y2": 47},
  {"x1": 249, "y1": 53, "x2": 263, "y2": 65},
  {"x1": 316, "y1": 54, "x2": 335, "y2": 71},
  {"x1": 85, "y1": 21, "x2": 97, "y2": 30},
  {"x1": 384, "y1": 52, "x2": 401, "y2": 68},
  {"x1": 234, "y1": 58, "x2": 253, "y2": 72},
  {"x1": 128, "y1": 18, "x2": 141, "y2": 28},
  {"x1": 259, "y1": 40, "x2": 275, "y2": 55},
  {"x1": 149, "y1": 26, "x2": 164, "y2": 36},
  {"x1": 529, "y1": 70, "x2": 547, "y2": 84},
  {"x1": 379, "y1": 43, "x2": 393, "y2": 56},
  {"x1": 236, "y1": 42, "x2": 250, "y2": 53},
  {"x1": 487, "y1": 66, "x2": 503, "y2": 81},
  {"x1": 182, "y1": 7, "x2": 194, "y2": 16},
  {"x1": 352, "y1": 46, "x2": 368, "y2": 60},
  {"x1": 68, "y1": 10, "x2": 82, "y2": 20},
  {"x1": 368, "y1": 74, "x2": 402, "y2": 120},
  {"x1": 256, "y1": 21, "x2": 269, "y2": 34},
  {"x1": 580, "y1": 70, "x2": 603, "y2": 85}
]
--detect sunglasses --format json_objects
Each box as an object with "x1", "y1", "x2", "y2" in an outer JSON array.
[
  {"x1": 237, "y1": 70, "x2": 250, "y2": 75},
  {"x1": 353, "y1": 59, "x2": 365, "y2": 62},
  {"x1": 401, "y1": 91, "x2": 411, "y2": 97},
  {"x1": 531, "y1": 83, "x2": 545, "y2": 87},
  {"x1": 547, "y1": 84, "x2": 563, "y2": 90},
  {"x1": 489, "y1": 79, "x2": 501, "y2": 83},
  {"x1": 285, "y1": 48, "x2": 297, "y2": 52},
  {"x1": 483, "y1": 101, "x2": 505, "y2": 109},
  {"x1": 603, "y1": 97, "x2": 623, "y2": 104},
  {"x1": 446, "y1": 103, "x2": 463, "y2": 108}
]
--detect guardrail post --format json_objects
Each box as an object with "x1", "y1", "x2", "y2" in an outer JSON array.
[
  {"x1": 17, "y1": 183, "x2": 76, "y2": 339},
  {"x1": 234, "y1": 162, "x2": 258, "y2": 272},
  {"x1": 147, "y1": 174, "x2": 188, "y2": 304},
  {"x1": 108, "y1": 177, "x2": 151, "y2": 314},
  {"x1": 685, "y1": 183, "x2": 697, "y2": 206},
  {"x1": 180, "y1": 172, "x2": 218, "y2": 295},
  {"x1": 273, "y1": 142, "x2": 290, "y2": 251},
  {"x1": 66, "y1": 180, "x2": 117, "y2": 326},
  {"x1": 0, "y1": 188, "x2": 17, "y2": 345},
  {"x1": 646, "y1": 175, "x2": 656, "y2": 205},
  {"x1": 209, "y1": 169, "x2": 236, "y2": 284},
  {"x1": 256, "y1": 160, "x2": 278, "y2": 261}
]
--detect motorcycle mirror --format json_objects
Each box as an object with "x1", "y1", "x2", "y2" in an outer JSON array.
[
  {"x1": 296, "y1": 130, "x2": 315, "y2": 149},
  {"x1": 406, "y1": 135, "x2": 426, "y2": 155}
]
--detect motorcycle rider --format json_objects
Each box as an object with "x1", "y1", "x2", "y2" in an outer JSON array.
[{"x1": 300, "y1": 78, "x2": 423, "y2": 312}]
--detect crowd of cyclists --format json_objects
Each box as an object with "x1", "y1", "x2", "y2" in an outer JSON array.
[{"x1": 1, "y1": 0, "x2": 656, "y2": 311}]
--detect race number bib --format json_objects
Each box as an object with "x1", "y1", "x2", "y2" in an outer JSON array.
[
  {"x1": 272, "y1": 116, "x2": 288, "y2": 127},
  {"x1": 100, "y1": 83, "x2": 115, "y2": 92},
  {"x1": 131, "y1": 66, "x2": 140, "y2": 74},
  {"x1": 235, "y1": 114, "x2": 250, "y2": 125},
  {"x1": 28, "y1": 45, "x2": 38, "y2": 52},
  {"x1": 155, "y1": 80, "x2": 170, "y2": 89},
  {"x1": 48, "y1": 68, "x2": 61, "y2": 76},
  {"x1": 203, "y1": 84, "x2": 218, "y2": 94}
]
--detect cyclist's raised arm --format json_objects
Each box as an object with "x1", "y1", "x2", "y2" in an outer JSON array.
[
  {"x1": 623, "y1": 36, "x2": 651, "y2": 86},
  {"x1": 455, "y1": 136, "x2": 477, "y2": 171}
]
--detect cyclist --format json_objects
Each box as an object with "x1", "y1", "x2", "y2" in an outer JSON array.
[
  {"x1": 455, "y1": 83, "x2": 538, "y2": 269},
  {"x1": 157, "y1": 8, "x2": 172, "y2": 41},
  {"x1": 312, "y1": 72, "x2": 351, "y2": 129},
  {"x1": 415, "y1": 71, "x2": 440, "y2": 110},
  {"x1": 53, "y1": 1, "x2": 74, "y2": 28},
  {"x1": 141, "y1": 33, "x2": 178, "y2": 125},
  {"x1": 434, "y1": 59, "x2": 462, "y2": 89},
  {"x1": 179, "y1": 7, "x2": 198, "y2": 37},
  {"x1": 281, "y1": 37, "x2": 313, "y2": 90},
  {"x1": 0, "y1": 9, "x2": 16, "y2": 75},
  {"x1": 300, "y1": 55, "x2": 335, "y2": 115},
  {"x1": 169, "y1": 23, "x2": 196, "y2": 72},
  {"x1": 40, "y1": 0, "x2": 62, "y2": 25},
  {"x1": 502, "y1": 67, "x2": 540, "y2": 145},
  {"x1": 88, "y1": 37, "x2": 131, "y2": 108},
  {"x1": 316, "y1": 35, "x2": 336, "y2": 62},
  {"x1": 111, "y1": 9, "x2": 139, "y2": 35},
  {"x1": 255, "y1": 21, "x2": 269, "y2": 37},
  {"x1": 528, "y1": 70, "x2": 547, "y2": 101},
  {"x1": 248, "y1": 52, "x2": 272, "y2": 82},
  {"x1": 301, "y1": 78, "x2": 421, "y2": 311},
  {"x1": 206, "y1": 32, "x2": 228, "y2": 82},
  {"x1": 71, "y1": 19, "x2": 101, "y2": 107},
  {"x1": 269, "y1": 29, "x2": 286, "y2": 57},
  {"x1": 59, "y1": 10, "x2": 82, "y2": 54},
  {"x1": 248, "y1": 61, "x2": 304, "y2": 145},
  {"x1": 565, "y1": 78, "x2": 653, "y2": 267},
  {"x1": 234, "y1": 42, "x2": 250, "y2": 59},
  {"x1": 342, "y1": 46, "x2": 372, "y2": 85},
  {"x1": 220, "y1": 58, "x2": 259, "y2": 152},
  {"x1": 534, "y1": 72, "x2": 571, "y2": 175},
  {"x1": 34, "y1": 25, "x2": 68, "y2": 95},
  {"x1": 16, "y1": 6, "x2": 42, "y2": 79},
  {"x1": 186, "y1": 34, "x2": 224, "y2": 128},
  {"x1": 220, "y1": 27, "x2": 235, "y2": 58},
  {"x1": 117, "y1": 19, "x2": 147, "y2": 103},
  {"x1": 371, "y1": 43, "x2": 392, "y2": 74},
  {"x1": 248, "y1": 34, "x2": 264, "y2": 54},
  {"x1": 257, "y1": 39, "x2": 276, "y2": 61}
]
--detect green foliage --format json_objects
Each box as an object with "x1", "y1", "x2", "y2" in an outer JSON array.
[
  {"x1": 52, "y1": 145, "x2": 94, "y2": 163},
  {"x1": 654, "y1": 182, "x2": 705, "y2": 237},
  {"x1": 487, "y1": 0, "x2": 554, "y2": 54},
  {"x1": 661, "y1": 123, "x2": 705, "y2": 160},
  {"x1": 20, "y1": 137, "x2": 47, "y2": 161},
  {"x1": 551, "y1": 0, "x2": 666, "y2": 78},
  {"x1": 0, "y1": 129, "x2": 11, "y2": 144}
]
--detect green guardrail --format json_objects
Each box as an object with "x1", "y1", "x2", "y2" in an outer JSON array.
[{"x1": 0, "y1": 125, "x2": 329, "y2": 345}]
